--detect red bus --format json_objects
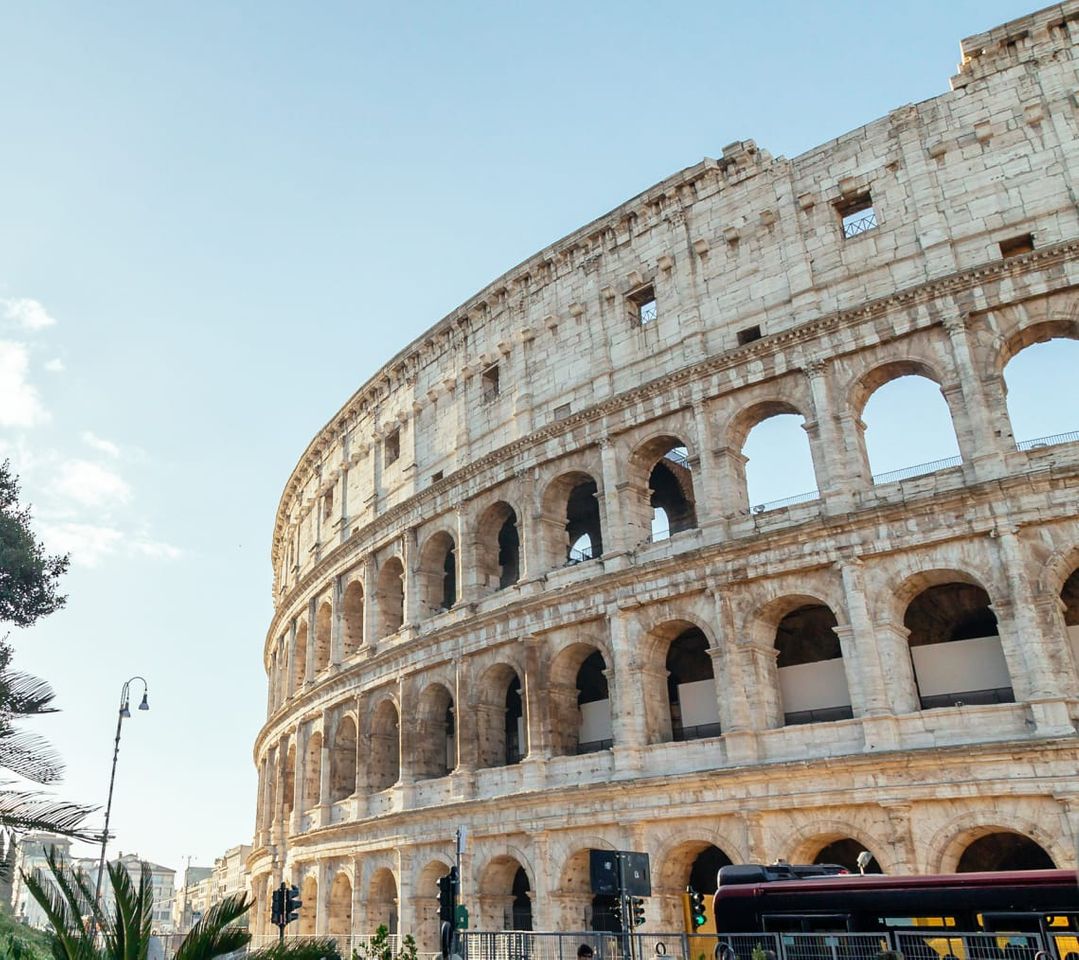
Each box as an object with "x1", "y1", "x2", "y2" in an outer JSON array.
[{"x1": 712, "y1": 865, "x2": 1078, "y2": 957}]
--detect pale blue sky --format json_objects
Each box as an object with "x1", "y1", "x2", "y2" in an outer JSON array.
[{"x1": 0, "y1": 1, "x2": 1073, "y2": 879}]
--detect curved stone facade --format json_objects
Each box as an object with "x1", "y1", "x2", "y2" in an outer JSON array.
[{"x1": 251, "y1": 4, "x2": 1079, "y2": 947}]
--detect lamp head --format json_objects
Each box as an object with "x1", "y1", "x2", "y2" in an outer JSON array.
[
  {"x1": 138, "y1": 692, "x2": 149, "y2": 712},
  {"x1": 119, "y1": 704, "x2": 131, "y2": 719}
]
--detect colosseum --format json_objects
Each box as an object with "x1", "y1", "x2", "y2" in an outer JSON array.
[{"x1": 250, "y1": 2, "x2": 1079, "y2": 947}]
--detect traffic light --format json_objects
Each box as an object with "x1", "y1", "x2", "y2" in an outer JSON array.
[
  {"x1": 284, "y1": 884, "x2": 302, "y2": 925},
  {"x1": 687, "y1": 887, "x2": 706, "y2": 928},
  {"x1": 436, "y1": 867, "x2": 458, "y2": 924},
  {"x1": 611, "y1": 898, "x2": 624, "y2": 929},
  {"x1": 631, "y1": 897, "x2": 646, "y2": 928},
  {"x1": 271, "y1": 886, "x2": 284, "y2": 926}
]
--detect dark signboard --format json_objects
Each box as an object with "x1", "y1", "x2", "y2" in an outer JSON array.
[{"x1": 589, "y1": 849, "x2": 651, "y2": 897}]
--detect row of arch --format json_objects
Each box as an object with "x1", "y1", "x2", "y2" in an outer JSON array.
[
  {"x1": 260, "y1": 563, "x2": 1079, "y2": 824},
  {"x1": 269, "y1": 323, "x2": 1079, "y2": 705},
  {"x1": 264, "y1": 828, "x2": 1060, "y2": 946}
]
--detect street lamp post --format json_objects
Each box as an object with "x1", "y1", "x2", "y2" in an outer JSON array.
[{"x1": 94, "y1": 676, "x2": 150, "y2": 907}]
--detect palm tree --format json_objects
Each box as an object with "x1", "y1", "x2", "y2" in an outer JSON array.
[
  {"x1": 0, "y1": 641, "x2": 95, "y2": 851},
  {"x1": 23, "y1": 847, "x2": 340, "y2": 960}
]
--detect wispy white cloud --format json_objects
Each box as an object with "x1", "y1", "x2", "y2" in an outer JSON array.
[
  {"x1": 2, "y1": 297, "x2": 57, "y2": 331},
  {"x1": 38, "y1": 522, "x2": 123, "y2": 567},
  {"x1": 80, "y1": 431, "x2": 120, "y2": 458},
  {"x1": 50, "y1": 459, "x2": 130, "y2": 508},
  {"x1": 0, "y1": 341, "x2": 49, "y2": 427},
  {"x1": 131, "y1": 539, "x2": 183, "y2": 561},
  {"x1": 43, "y1": 357, "x2": 65, "y2": 373}
]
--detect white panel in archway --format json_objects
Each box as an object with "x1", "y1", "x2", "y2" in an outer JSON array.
[
  {"x1": 678, "y1": 680, "x2": 720, "y2": 727},
  {"x1": 910, "y1": 635, "x2": 1010, "y2": 697},
  {"x1": 1069, "y1": 624, "x2": 1079, "y2": 666},
  {"x1": 778, "y1": 658, "x2": 850, "y2": 712},
  {"x1": 580, "y1": 700, "x2": 612, "y2": 741}
]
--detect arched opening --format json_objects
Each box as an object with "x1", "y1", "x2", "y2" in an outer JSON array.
[
  {"x1": 861, "y1": 374, "x2": 961, "y2": 483},
  {"x1": 314, "y1": 601, "x2": 332, "y2": 674},
  {"x1": 548, "y1": 644, "x2": 610, "y2": 757},
  {"x1": 417, "y1": 860, "x2": 453, "y2": 953},
  {"x1": 328, "y1": 872, "x2": 352, "y2": 936},
  {"x1": 689, "y1": 844, "x2": 733, "y2": 895},
  {"x1": 1062, "y1": 567, "x2": 1079, "y2": 668},
  {"x1": 476, "y1": 664, "x2": 524, "y2": 768},
  {"x1": 298, "y1": 875, "x2": 317, "y2": 935},
  {"x1": 511, "y1": 867, "x2": 532, "y2": 931},
  {"x1": 369, "y1": 868, "x2": 398, "y2": 935},
  {"x1": 415, "y1": 683, "x2": 456, "y2": 780},
  {"x1": 369, "y1": 700, "x2": 400, "y2": 792},
  {"x1": 775, "y1": 602, "x2": 852, "y2": 725},
  {"x1": 567, "y1": 479, "x2": 602, "y2": 563},
  {"x1": 376, "y1": 557, "x2": 405, "y2": 639},
  {"x1": 477, "y1": 501, "x2": 521, "y2": 594},
  {"x1": 632, "y1": 438, "x2": 697, "y2": 541},
  {"x1": 303, "y1": 731, "x2": 322, "y2": 808},
  {"x1": 814, "y1": 838, "x2": 881, "y2": 873},
  {"x1": 330, "y1": 716, "x2": 357, "y2": 802},
  {"x1": 293, "y1": 622, "x2": 308, "y2": 691},
  {"x1": 957, "y1": 832, "x2": 1055, "y2": 872},
  {"x1": 576, "y1": 652, "x2": 611, "y2": 754},
  {"x1": 542, "y1": 472, "x2": 603, "y2": 568},
  {"x1": 742, "y1": 411, "x2": 819, "y2": 513},
  {"x1": 666, "y1": 628, "x2": 719, "y2": 742},
  {"x1": 282, "y1": 744, "x2": 295, "y2": 822},
  {"x1": 418, "y1": 532, "x2": 457, "y2": 617},
  {"x1": 905, "y1": 582, "x2": 1013, "y2": 708},
  {"x1": 343, "y1": 580, "x2": 364, "y2": 656},
  {"x1": 1003, "y1": 337, "x2": 1079, "y2": 448}
]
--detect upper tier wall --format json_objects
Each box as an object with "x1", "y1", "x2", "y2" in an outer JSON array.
[{"x1": 270, "y1": 1, "x2": 1079, "y2": 602}]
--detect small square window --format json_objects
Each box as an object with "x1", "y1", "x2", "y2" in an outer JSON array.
[
  {"x1": 628, "y1": 285, "x2": 657, "y2": 325},
  {"x1": 999, "y1": 233, "x2": 1034, "y2": 258},
  {"x1": 553, "y1": 402, "x2": 572, "y2": 421},
  {"x1": 431, "y1": 470, "x2": 444, "y2": 484},
  {"x1": 737, "y1": 324, "x2": 762, "y2": 346},
  {"x1": 837, "y1": 193, "x2": 878, "y2": 239},
  {"x1": 384, "y1": 429, "x2": 400, "y2": 465},
  {"x1": 481, "y1": 363, "x2": 500, "y2": 402}
]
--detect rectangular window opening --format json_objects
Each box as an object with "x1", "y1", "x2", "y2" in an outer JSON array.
[
  {"x1": 553, "y1": 402, "x2": 572, "y2": 421},
  {"x1": 481, "y1": 363, "x2": 500, "y2": 402},
  {"x1": 322, "y1": 490, "x2": 333, "y2": 520},
  {"x1": 999, "y1": 233, "x2": 1034, "y2": 258},
  {"x1": 837, "y1": 192, "x2": 878, "y2": 239},
  {"x1": 737, "y1": 324, "x2": 762, "y2": 346},
  {"x1": 384, "y1": 429, "x2": 400, "y2": 465},
  {"x1": 628, "y1": 284, "x2": 657, "y2": 326},
  {"x1": 431, "y1": 470, "x2": 444, "y2": 484}
]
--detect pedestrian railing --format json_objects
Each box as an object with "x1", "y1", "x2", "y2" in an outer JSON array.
[
  {"x1": 1016, "y1": 429, "x2": 1079, "y2": 450},
  {"x1": 871, "y1": 455, "x2": 962, "y2": 485}
]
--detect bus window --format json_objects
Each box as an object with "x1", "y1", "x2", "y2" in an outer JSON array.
[{"x1": 884, "y1": 918, "x2": 958, "y2": 930}]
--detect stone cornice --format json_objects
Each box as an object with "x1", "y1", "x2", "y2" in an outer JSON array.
[{"x1": 266, "y1": 239, "x2": 1079, "y2": 635}]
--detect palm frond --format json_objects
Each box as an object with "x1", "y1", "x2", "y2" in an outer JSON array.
[
  {"x1": 0, "y1": 786, "x2": 97, "y2": 839},
  {"x1": 0, "y1": 729, "x2": 64, "y2": 783},
  {"x1": 0, "y1": 668, "x2": 58, "y2": 717},
  {"x1": 21, "y1": 846, "x2": 104, "y2": 960},
  {"x1": 247, "y1": 939, "x2": 341, "y2": 960},
  {"x1": 103, "y1": 860, "x2": 154, "y2": 960},
  {"x1": 172, "y1": 893, "x2": 252, "y2": 960}
]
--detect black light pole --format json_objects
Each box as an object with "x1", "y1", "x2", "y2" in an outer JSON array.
[{"x1": 94, "y1": 676, "x2": 150, "y2": 907}]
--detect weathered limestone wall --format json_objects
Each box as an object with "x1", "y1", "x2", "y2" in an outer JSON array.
[{"x1": 250, "y1": 2, "x2": 1079, "y2": 946}]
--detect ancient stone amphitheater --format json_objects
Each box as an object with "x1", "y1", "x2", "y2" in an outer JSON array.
[{"x1": 250, "y1": 3, "x2": 1079, "y2": 947}]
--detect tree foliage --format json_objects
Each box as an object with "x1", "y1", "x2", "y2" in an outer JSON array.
[
  {"x1": 24, "y1": 848, "x2": 341, "y2": 960},
  {"x1": 0, "y1": 462, "x2": 68, "y2": 628}
]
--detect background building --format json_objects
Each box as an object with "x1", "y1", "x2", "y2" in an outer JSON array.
[
  {"x1": 250, "y1": 3, "x2": 1079, "y2": 947},
  {"x1": 8, "y1": 833, "x2": 73, "y2": 929}
]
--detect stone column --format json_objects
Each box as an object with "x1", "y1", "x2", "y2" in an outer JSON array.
[
  {"x1": 305, "y1": 597, "x2": 317, "y2": 681},
  {"x1": 995, "y1": 527, "x2": 1075, "y2": 734},
  {"x1": 713, "y1": 446, "x2": 750, "y2": 517},
  {"x1": 599, "y1": 438, "x2": 631, "y2": 557},
  {"x1": 353, "y1": 692, "x2": 371, "y2": 817},
  {"x1": 292, "y1": 723, "x2": 308, "y2": 834},
  {"x1": 351, "y1": 856, "x2": 367, "y2": 935},
  {"x1": 608, "y1": 607, "x2": 647, "y2": 767},
  {"x1": 941, "y1": 310, "x2": 1009, "y2": 481},
  {"x1": 315, "y1": 860, "x2": 331, "y2": 936},
  {"x1": 529, "y1": 832, "x2": 552, "y2": 932},
  {"x1": 690, "y1": 398, "x2": 723, "y2": 529},
  {"x1": 396, "y1": 848, "x2": 414, "y2": 943},
  {"x1": 707, "y1": 586, "x2": 753, "y2": 734},
  {"x1": 874, "y1": 618, "x2": 921, "y2": 714},
  {"x1": 456, "y1": 504, "x2": 481, "y2": 603},
  {"x1": 522, "y1": 635, "x2": 551, "y2": 761},
  {"x1": 318, "y1": 711, "x2": 333, "y2": 826},
  {"x1": 836, "y1": 559, "x2": 894, "y2": 720},
  {"x1": 397, "y1": 677, "x2": 413, "y2": 786},
  {"x1": 331, "y1": 575, "x2": 344, "y2": 667},
  {"x1": 402, "y1": 528, "x2": 419, "y2": 628},
  {"x1": 286, "y1": 621, "x2": 298, "y2": 698},
  {"x1": 362, "y1": 559, "x2": 378, "y2": 655},
  {"x1": 804, "y1": 360, "x2": 865, "y2": 508},
  {"x1": 455, "y1": 659, "x2": 478, "y2": 783},
  {"x1": 739, "y1": 639, "x2": 782, "y2": 729}
]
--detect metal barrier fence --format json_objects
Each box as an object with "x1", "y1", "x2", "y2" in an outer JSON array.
[{"x1": 894, "y1": 931, "x2": 1046, "y2": 960}]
